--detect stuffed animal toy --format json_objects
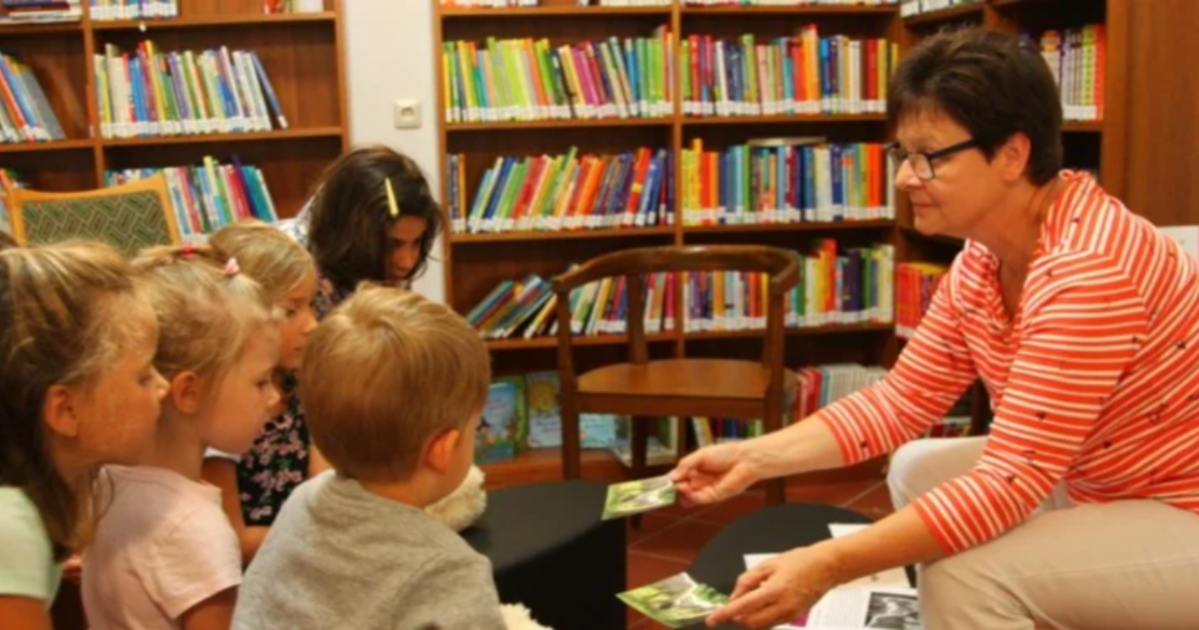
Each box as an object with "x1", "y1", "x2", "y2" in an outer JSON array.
[{"x1": 424, "y1": 464, "x2": 487, "y2": 532}]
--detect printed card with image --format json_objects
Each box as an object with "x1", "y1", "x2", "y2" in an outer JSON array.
[
  {"x1": 602, "y1": 474, "x2": 677, "y2": 520},
  {"x1": 617, "y1": 572, "x2": 729, "y2": 629}
]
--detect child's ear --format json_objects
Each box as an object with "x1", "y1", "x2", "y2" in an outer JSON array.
[
  {"x1": 425, "y1": 428, "x2": 462, "y2": 475},
  {"x1": 42, "y1": 384, "x2": 81, "y2": 439},
  {"x1": 169, "y1": 372, "x2": 204, "y2": 414}
]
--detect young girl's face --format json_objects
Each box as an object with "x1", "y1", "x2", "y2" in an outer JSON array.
[
  {"x1": 277, "y1": 269, "x2": 319, "y2": 370},
  {"x1": 71, "y1": 310, "x2": 169, "y2": 465},
  {"x1": 201, "y1": 331, "x2": 281, "y2": 455},
  {"x1": 386, "y1": 217, "x2": 427, "y2": 282}
]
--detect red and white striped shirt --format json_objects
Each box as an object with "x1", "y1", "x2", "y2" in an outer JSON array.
[{"x1": 822, "y1": 171, "x2": 1199, "y2": 554}]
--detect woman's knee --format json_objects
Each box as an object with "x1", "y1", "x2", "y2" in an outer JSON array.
[
  {"x1": 920, "y1": 553, "x2": 1025, "y2": 629},
  {"x1": 887, "y1": 437, "x2": 986, "y2": 509}
]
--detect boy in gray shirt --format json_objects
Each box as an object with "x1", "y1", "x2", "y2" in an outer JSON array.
[{"x1": 232, "y1": 287, "x2": 505, "y2": 630}]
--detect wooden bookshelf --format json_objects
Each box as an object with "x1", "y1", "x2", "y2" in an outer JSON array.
[
  {"x1": 433, "y1": 0, "x2": 1135, "y2": 480},
  {"x1": 0, "y1": 0, "x2": 349, "y2": 218}
]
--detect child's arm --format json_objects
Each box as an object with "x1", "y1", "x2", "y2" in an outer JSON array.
[
  {"x1": 180, "y1": 588, "x2": 237, "y2": 630},
  {"x1": 308, "y1": 443, "x2": 331, "y2": 477},
  {"x1": 200, "y1": 459, "x2": 269, "y2": 566},
  {"x1": 0, "y1": 596, "x2": 51, "y2": 630}
]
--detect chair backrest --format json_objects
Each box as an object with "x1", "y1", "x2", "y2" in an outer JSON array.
[
  {"x1": 9, "y1": 175, "x2": 179, "y2": 258},
  {"x1": 551, "y1": 245, "x2": 801, "y2": 382}
]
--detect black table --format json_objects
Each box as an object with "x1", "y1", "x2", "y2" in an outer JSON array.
[
  {"x1": 463, "y1": 480, "x2": 625, "y2": 630},
  {"x1": 689, "y1": 503, "x2": 915, "y2": 630}
]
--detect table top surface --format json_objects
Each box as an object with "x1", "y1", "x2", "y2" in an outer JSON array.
[{"x1": 462, "y1": 480, "x2": 611, "y2": 572}]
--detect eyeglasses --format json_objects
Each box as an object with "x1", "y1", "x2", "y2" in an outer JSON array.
[{"x1": 886, "y1": 139, "x2": 979, "y2": 181}]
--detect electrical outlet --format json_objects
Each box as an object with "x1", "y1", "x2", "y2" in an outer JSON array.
[{"x1": 394, "y1": 99, "x2": 421, "y2": 129}]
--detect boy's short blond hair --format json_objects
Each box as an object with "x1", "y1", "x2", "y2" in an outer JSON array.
[{"x1": 300, "y1": 285, "x2": 491, "y2": 481}]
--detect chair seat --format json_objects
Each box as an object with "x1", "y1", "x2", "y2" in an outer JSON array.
[{"x1": 578, "y1": 358, "x2": 795, "y2": 402}]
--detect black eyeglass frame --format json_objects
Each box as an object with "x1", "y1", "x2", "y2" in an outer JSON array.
[{"x1": 886, "y1": 139, "x2": 980, "y2": 181}]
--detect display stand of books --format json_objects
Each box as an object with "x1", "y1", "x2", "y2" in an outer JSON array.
[
  {"x1": 435, "y1": 0, "x2": 1127, "y2": 487},
  {"x1": 0, "y1": 0, "x2": 348, "y2": 230}
]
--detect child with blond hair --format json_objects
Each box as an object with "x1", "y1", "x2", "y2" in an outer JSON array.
[
  {"x1": 202, "y1": 221, "x2": 323, "y2": 564},
  {"x1": 0, "y1": 242, "x2": 168, "y2": 628},
  {"x1": 232, "y1": 287, "x2": 507, "y2": 629},
  {"x1": 83, "y1": 245, "x2": 280, "y2": 630}
]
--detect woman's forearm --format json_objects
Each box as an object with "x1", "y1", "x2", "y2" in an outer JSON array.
[{"x1": 743, "y1": 412, "x2": 846, "y2": 480}]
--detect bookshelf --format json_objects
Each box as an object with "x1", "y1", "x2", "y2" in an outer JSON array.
[
  {"x1": 0, "y1": 0, "x2": 349, "y2": 221},
  {"x1": 434, "y1": 0, "x2": 1124, "y2": 482}
]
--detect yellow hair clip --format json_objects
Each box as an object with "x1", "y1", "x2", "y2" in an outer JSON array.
[{"x1": 385, "y1": 177, "x2": 401, "y2": 219}]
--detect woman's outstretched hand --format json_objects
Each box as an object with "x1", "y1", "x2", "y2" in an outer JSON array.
[
  {"x1": 669, "y1": 442, "x2": 761, "y2": 506},
  {"x1": 707, "y1": 544, "x2": 840, "y2": 629}
]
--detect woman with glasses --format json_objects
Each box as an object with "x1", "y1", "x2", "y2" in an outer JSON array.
[{"x1": 672, "y1": 28, "x2": 1199, "y2": 630}]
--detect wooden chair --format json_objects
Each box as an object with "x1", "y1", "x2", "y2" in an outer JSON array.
[
  {"x1": 552, "y1": 245, "x2": 802, "y2": 505},
  {"x1": 9, "y1": 175, "x2": 180, "y2": 257}
]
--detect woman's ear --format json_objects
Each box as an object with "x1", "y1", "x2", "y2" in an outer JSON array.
[
  {"x1": 1000, "y1": 132, "x2": 1033, "y2": 184},
  {"x1": 42, "y1": 384, "x2": 81, "y2": 439},
  {"x1": 169, "y1": 372, "x2": 204, "y2": 414},
  {"x1": 425, "y1": 428, "x2": 462, "y2": 475}
]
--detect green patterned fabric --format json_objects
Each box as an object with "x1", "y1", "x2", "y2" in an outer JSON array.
[{"x1": 20, "y1": 191, "x2": 174, "y2": 257}]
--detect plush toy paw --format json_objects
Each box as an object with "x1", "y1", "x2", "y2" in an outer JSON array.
[
  {"x1": 425, "y1": 464, "x2": 487, "y2": 532},
  {"x1": 500, "y1": 603, "x2": 552, "y2": 630}
]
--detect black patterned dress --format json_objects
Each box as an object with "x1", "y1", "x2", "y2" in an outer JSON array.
[{"x1": 236, "y1": 373, "x2": 310, "y2": 525}]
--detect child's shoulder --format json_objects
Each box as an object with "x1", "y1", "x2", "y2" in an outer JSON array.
[
  {"x1": 0, "y1": 486, "x2": 51, "y2": 551},
  {"x1": 101, "y1": 466, "x2": 228, "y2": 536},
  {"x1": 0, "y1": 487, "x2": 59, "y2": 602}
]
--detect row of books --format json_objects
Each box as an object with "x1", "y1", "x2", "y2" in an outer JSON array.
[
  {"x1": 447, "y1": 146, "x2": 674, "y2": 235},
  {"x1": 685, "y1": 0, "x2": 896, "y2": 5},
  {"x1": 93, "y1": 42, "x2": 288, "y2": 139},
  {"x1": 681, "y1": 139, "x2": 896, "y2": 226},
  {"x1": 682, "y1": 29, "x2": 898, "y2": 117},
  {"x1": 895, "y1": 262, "x2": 945, "y2": 339},
  {"x1": 86, "y1": 0, "x2": 320, "y2": 19},
  {"x1": 443, "y1": 29, "x2": 674, "y2": 123},
  {"x1": 792, "y1": 363, "x2": 887, "y2": 421},
  {"x1": 481, "y1": 370, "x2": 684, "y2": 467},
  {"x1": 440, "y1": 1, "x2": 670, "y2": 7},
  {"x1": 262, "y1": 0, "x2": 322, "y2": 13},
  {"x1": 1040, "y1": 26, "x2": 1105, "y2": 122},
  {"x1": 88, "y1": 0, "x2": 177, "y2": 19},
  {"x1": 0, "y1": 169, "x2": 26, "y2": 235},
  {"x1": 467, "y1": 269, "x2": 680, "y2": 340},
  {"x1": 0, "y1": 52, "x2": 66, "y2": 144},
  {"x1": 898, "y1": 0, "x2": 978, "y2": 18},
  {"x1": 478, "y1": 371, "x2": 628, "y2": 463},
  {"x1": 104, "y1": 157, "x2": 278, "y2": 238},
  {"x1": 467, "y1": 241, "x2": 893, "y2": 340},
  {"x1": 683, "y1": 242, "x2": 894, "y2": 330},
  {"x1": 0, "y1": 0, "x2": 80, "y2": 23}
]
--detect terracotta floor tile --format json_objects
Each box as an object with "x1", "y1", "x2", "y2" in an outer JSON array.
[
  {"x1": 626, "y1": 552, "x2": 691, "y2": 628},
  {"x1": 631, "y1": 519, "x2": 725, "y2": 563},
  {"x1": 844, "y1": 481, "x2": 895, "y2": 521},
  {"x1": 626, "y1": 513, "x2": 684, "y2": 544},
  {"x1": 786, "y1": 479, "x2": 882, "y2": 507},
  {"x1": 690, "y1": 490, "x2": 770, "y2": 525}
]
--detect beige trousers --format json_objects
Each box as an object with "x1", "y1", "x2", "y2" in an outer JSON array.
[{"x1": 887, "y1": 437, "x2": 1199, "y2": 630}]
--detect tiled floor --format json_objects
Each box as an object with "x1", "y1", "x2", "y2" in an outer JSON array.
[{"x1": 624, "y1": 478, "x2": 896, "y2": 630}]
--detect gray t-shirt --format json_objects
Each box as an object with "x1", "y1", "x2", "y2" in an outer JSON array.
[{"x1": 232, "y1": 471, "x2": 505, "y2": 630}]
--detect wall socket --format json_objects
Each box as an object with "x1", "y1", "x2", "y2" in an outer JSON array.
[{"x1": 393, "y1": 99, "x2": 421, "y2": 129}]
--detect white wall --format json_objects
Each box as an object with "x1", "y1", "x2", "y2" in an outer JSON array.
[{"x1": 344, "y1": 0, "x2": 445, "y2": 302}]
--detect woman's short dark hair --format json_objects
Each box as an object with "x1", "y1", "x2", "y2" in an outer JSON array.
[
  {"x1": 306, "y1": 146, "x2": 442, "y2": 290},
  {"x1": 888, "y1": 28, "x2": 1063, "y2": 185}
]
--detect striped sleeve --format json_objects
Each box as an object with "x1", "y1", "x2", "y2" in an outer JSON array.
[
  {"x1": 820, "y1": 260, "x2": 978, "y2": 464},
  {"x1": 912, "y1": 252, "x2": 1148, "y2": 554}
]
